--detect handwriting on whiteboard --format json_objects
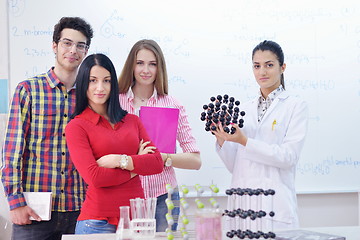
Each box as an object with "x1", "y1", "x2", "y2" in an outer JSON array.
[{"x1": 297, "y1": 155, "x2": 360, "y2": 176}]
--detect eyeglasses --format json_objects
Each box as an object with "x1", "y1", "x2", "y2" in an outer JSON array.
[{"x1": 58, "y1": 39, "x2": 89, "y2": 53}]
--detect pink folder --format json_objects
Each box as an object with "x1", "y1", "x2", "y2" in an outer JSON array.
[{"x1": 139, "y1": 106, "x2": 180, "y2": 153}]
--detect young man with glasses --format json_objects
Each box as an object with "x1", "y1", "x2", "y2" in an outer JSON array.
[{"x1": 1, "y1": 17, "x2": 93, "y2": 240}]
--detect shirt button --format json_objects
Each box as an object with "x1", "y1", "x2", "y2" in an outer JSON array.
[
  {"x1": 64, "y1": 114, "x2": 67, "y2": 118},
  {"x1": 63, "y1": 133, "x2": 65, "y2": 137},
  {"x1": 65, "y1": 95, "x2": 68, "y2": 99},
  {"x1": 62, "y1": 152, "x2": 65, "y2": 156},
  {"x1": 61, "y1": 171, "x2": 64, "y2": 175},
  {"x1": 61, "y1": 190, "x2": 64, "y2": 193}
]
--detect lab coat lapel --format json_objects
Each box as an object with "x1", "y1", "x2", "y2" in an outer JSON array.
[{"x1": 258, "y1": 91, "x2": 290, "y2": 124}]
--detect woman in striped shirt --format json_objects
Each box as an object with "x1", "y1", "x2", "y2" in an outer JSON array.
[{"x1": 118, "y1": 39, "x2": 202, "y2": 232}]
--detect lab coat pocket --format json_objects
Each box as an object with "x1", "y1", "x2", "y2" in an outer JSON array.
[{"x1": 268, "y1": 120, "x2": 287, "y2": 144}]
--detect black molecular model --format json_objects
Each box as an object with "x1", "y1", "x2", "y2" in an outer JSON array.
[
  {"x1": 200, "y1": 94, "x2": 245, "y2": 134},
  {"x1": 224, "y1": 188, "x2": 276, "y2": 239}
]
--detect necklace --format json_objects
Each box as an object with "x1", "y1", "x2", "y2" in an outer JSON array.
[{"x1": 135, "y1": 96, "x2": 148, "y2": 102}]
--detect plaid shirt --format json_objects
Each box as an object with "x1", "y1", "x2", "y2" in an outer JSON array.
[{"x1": 1, "y1": 68, "x2": 85, "y2": 211}]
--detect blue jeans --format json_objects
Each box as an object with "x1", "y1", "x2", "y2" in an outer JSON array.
[
  {"x1": 11, "y1": 211, "x2": 79, "y2": 240},
  {"x1": 155, "y1": 190, "x2": 180, "y2": 232},
  {"x1": 75, "y1": 219, "x2": 116, "y2": 234}
]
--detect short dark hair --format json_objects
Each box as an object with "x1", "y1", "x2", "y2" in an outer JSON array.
[
  {"x1": 72, "y1": 53, "x2": 127, "y2": 124},
  {"x1": 53, "y1": 17, "x2": 94, "y2": 46},
  {"x1": 252, "y1": 40, "x2": 285, "y2": 89}
]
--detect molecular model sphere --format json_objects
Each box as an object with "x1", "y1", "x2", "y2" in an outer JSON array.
[{"x1": 200, "y1": 94, "x2": 245, "y2": 134}]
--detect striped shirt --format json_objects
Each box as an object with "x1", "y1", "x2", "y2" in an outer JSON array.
[
  {"x1": 119, "y1": 88, "x2": 200, "y2": 198},
  {"x1": 1, "y1": 68, "x2": 85, "y2": 211}
]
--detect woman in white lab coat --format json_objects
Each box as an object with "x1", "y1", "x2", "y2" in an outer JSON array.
[{"x1": 213, "y1": 40, "x2": 308, "y2": 230}]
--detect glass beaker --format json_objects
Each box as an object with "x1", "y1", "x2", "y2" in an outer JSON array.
[
  {"x1": 195, "y1": 208, "x2": 222, "y2": 240},
  {"x1": 116, "y1": 206, "x2": 132, "y2": 240}
]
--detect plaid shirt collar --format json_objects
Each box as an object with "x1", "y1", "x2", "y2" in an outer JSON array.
[
  {"x1": 46, "y1": 67, "x2": 76, "y2": 91},
  {"x1": 46, "y1": 67, "x2": 62, "y2": 88}
]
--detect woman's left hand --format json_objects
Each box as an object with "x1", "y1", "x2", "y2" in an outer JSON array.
[
  {"x1": 212, "y1": 123, "x2": 248, "y2": 146},
  {"x1": 138, "y1": 139, "x2": 156, "y2": 155}
]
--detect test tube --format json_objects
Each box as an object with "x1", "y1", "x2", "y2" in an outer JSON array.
[
  {"x1": 151, "y1": 198, "x2": 157, "y2": 219},
  {"x1": 135, "y1": 197, "x2": 144, "y2": 221},
  {"x1": 130, "y1": 199, "x2": 136, "y2": 219}
]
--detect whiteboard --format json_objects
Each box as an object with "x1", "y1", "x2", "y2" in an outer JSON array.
[{"x1": 6, "y1": 0, "x2": 360, "y2": 194}]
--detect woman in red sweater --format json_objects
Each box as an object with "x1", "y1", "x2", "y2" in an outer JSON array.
[{"x1": 65, "y1": 53, "x2": 164, "y2": 234}]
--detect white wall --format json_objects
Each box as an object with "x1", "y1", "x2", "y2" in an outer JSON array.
[
  {"x1": 0, "y1": 0, "x2": 7, "y2": 80},
  {"x1": 297, "y1": 192, "x2": 358, "y2": 227}
]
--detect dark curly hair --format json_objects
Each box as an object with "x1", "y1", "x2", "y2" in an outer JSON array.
[{"x1": 53, "y1": 17, "x2": 93, "y2": 46}]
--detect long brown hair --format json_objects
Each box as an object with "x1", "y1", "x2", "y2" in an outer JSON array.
[{"x1": 118, "y1": 39, "x2": 168, "y2": 95}]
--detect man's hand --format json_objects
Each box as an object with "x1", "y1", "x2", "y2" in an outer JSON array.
[{"x1": 10, "y1": 205, "x2": 41, "y2": 225}]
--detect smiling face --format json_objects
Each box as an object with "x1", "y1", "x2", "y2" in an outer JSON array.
[
  {"x1": 53, "y1": 28, "x2": 88, "y2": 73},
  {"x1": 133, "y1": 49, "x2": 157, "y2": 87},
  {"x1": 86, "y1": 65, "x2": 111, "y2": 112},
  {"x1": 252, "y1": 50, "x2": 286, "y2": 98}
]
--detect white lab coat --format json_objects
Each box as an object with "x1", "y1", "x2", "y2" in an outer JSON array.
[{"x1": 216, "y1": 91, "x2": 308, "y2": 230}]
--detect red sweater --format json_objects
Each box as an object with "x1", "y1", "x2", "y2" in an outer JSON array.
[{"x1": 65, "y1": 107, "x2": 163, "y2": 219}]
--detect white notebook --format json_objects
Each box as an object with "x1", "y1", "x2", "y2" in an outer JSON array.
[{"x1": 23, "y1": 192, "x2": 52, "y2": 221}]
